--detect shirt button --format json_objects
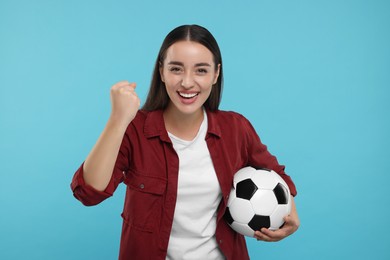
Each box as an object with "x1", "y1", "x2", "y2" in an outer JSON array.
[
  {"x1": 139, "y1": 183, "x2": 145, "y2": 189},
  {"x1": 219, "y1": 239, "x2": 223, "y2": 244}
]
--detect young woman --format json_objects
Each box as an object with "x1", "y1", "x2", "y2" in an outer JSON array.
[{"x1": 71, "y1": 24, "x2": 299, "y2": 260}]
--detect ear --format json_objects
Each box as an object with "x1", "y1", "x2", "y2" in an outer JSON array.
[
  {"x1": 159, "y1": 62, "x2": 165, "y2": 82},
  {"x1": 213, "y1": 64, "x2": 221, "y2": 85}
]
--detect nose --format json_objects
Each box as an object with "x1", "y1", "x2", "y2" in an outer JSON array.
[{"x1": 181, "y1": 72, "x2": 195, "y2": 89}]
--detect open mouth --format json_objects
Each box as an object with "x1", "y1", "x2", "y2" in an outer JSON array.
[{"x1": 178, "y1": 92, "x2": 199, "y2": 99}]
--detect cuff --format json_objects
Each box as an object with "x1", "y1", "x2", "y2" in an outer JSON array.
[{"x1": 70, "y1": 163, "x2": 113, "y2": 206}]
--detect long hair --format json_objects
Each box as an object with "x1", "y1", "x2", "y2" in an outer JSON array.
[{"x1": 142, "y1": 24, "x2": 223, "y2": 111}]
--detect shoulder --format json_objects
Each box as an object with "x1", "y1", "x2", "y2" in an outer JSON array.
[
  {"x1": 124, "y1": 110, "x2": 148, "y2": 131},
  {"x1": 129, "y1": 109, "x2": 163, "y2": 125},
  {"x1": 208, "y1": 109, "x2": 251, "y2": 126},
  {"x1": 126, "y1": 109, "x2": 166, "y2": 139},
  {"x1": 131, "y1": 110, "x2": 148, "y2": 124},
  {"x1": 210, "y1": 109, "x2": 245, "y2": 119}
]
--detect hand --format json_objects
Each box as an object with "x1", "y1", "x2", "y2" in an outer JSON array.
[
  {"x1": 109, "y1": 81, "x2": 140, "y2": 127},
  {"x1": 254, "y1": 196, "x2": 300, "y2": 242}
]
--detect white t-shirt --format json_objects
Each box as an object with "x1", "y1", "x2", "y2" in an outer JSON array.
[{"x1": 166, "y1": 111, "x2": 224, "y2": 260}]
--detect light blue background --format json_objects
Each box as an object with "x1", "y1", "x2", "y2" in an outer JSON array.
[{"x1": 1, "y1": 0, "x2": 389, "y2": 259}]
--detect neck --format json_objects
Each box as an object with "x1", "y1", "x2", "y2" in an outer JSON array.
[{"x1": 163, "y1": 106, "x2": 204, "y2": 141}]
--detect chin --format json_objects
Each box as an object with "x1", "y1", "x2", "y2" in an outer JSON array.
[{"x1": 171, "y1": 103, "x2": 204, "y2": 116}]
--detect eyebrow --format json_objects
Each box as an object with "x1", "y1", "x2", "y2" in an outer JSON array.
[{"x1": 167, "y1": 61, "x2": 212, "y2": 67}]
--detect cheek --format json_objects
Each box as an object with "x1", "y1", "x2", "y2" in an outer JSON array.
[
  {"x1": 198, "y1": 77, "x2": 215, "y2": 89},
  {"x1": 164, "y1": 79, "x2": 179, "y2": 96},
  {"x1": 163, "y1": 73, "x2": 180, "y2": 86}
]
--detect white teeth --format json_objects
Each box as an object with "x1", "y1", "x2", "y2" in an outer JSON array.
[{"x1": 179, "y1": 92, "x2": 198, "y2": 98}]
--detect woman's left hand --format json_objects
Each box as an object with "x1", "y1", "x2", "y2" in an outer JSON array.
[{"x1": 254, "y1": 196, "x2": 300, "y2": 242}]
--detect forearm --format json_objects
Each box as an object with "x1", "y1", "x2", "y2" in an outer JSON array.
[{"x1": 83, "y1": 118, "x2": 128, "y2": 191}]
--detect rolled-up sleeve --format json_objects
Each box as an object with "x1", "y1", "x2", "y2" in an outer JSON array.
[{"x1": 70, "y1": 163, "x2": 123, "y2": 206}]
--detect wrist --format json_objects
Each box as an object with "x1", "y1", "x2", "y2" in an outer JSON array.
[{"x1": 106, "y1": 115, "x2": 130, "y2": 133}]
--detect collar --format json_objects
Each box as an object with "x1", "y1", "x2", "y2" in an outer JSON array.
[{"x1": 143, "y1": 109, "x2": 222, "y2": 142}]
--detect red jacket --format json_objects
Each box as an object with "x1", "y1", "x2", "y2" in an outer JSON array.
[{"x1": 71, "y1": 109, "x2": 297, "y2": 259}]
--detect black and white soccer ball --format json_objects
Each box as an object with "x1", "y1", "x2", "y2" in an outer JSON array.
[{"x1": 224, "y1": 166, "x2": 291, "y2": 237}]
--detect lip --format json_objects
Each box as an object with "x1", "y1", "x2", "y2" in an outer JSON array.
[
  {"x1": 178, "y1": 91, "x2": 199, "y2": 98},
  {"x1": 177, "y1": 91, "x2": 199, "y2": 104}
]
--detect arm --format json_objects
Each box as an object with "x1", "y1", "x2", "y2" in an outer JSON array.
[
  {"x1": 241, "y1": 115, "x2": 300, "y2": 240},
  {"x1": 242, "y1": 116, "x2": 297, "y2": 196},
  {"x1": 81, "y1": 81, "x2": 140, "y2": 191},
  {"x1": 254, "y1": 196, "x2": 300, "y2": 242}
]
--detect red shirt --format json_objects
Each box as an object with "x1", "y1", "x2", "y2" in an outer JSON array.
[{"x1": 71, "y1": 109, "x2": 297, "y2": 260}]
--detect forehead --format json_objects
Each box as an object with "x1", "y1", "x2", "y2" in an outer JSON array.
[{"x1": 164, "y1": 41, "x2": 214, "y2": 64}]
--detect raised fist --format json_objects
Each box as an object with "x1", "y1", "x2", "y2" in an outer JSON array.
[{"x1": 109, "y1": 81, "x2": 140, "y2": 127}]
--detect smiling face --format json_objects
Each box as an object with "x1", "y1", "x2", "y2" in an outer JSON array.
[{"x1": 160, "y1": 40, "x2": 220, "y2": 118}]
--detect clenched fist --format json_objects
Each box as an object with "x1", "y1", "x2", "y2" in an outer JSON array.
[{"x1": 109, "y1": 81, "x2": 140, "y2": 128}]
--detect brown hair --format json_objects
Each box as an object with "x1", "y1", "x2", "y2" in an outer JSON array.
[{"x1": 142, "y1": 24, "x2": 223, "y2": 111}]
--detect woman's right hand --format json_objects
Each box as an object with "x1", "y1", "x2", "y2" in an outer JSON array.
[{"x1": 109, "y1": 81, "x2": 140, "y2": 128}]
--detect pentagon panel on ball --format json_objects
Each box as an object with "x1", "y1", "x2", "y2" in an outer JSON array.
[{"x1": 224, "y1": 167, "x2": 292, "y2": 237}]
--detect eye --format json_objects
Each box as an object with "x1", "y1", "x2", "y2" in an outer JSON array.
[
  {"x1": 169, "y1": 66, "x2": 183, "y2": 74},
  {"x1": 196, "y1": 68, "x2": 208, "y2": 74}
]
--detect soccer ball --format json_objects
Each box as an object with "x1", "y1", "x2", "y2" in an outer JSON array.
[{"x1": 224, "y1": 166, "x2": 291, "y2": 237}]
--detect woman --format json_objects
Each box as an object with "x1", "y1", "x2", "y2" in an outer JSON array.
[{"x1": 71, "y1": 24, "x2": 299, "y2": 259}]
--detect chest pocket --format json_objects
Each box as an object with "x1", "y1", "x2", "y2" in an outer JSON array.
[{"x1": 122, "y1": 169, "x2": 167, "y2": 232}]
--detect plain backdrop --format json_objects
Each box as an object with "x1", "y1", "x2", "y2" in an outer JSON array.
[{"x1": 1, "y1": 0, "x2": 389, "y2": 259}]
